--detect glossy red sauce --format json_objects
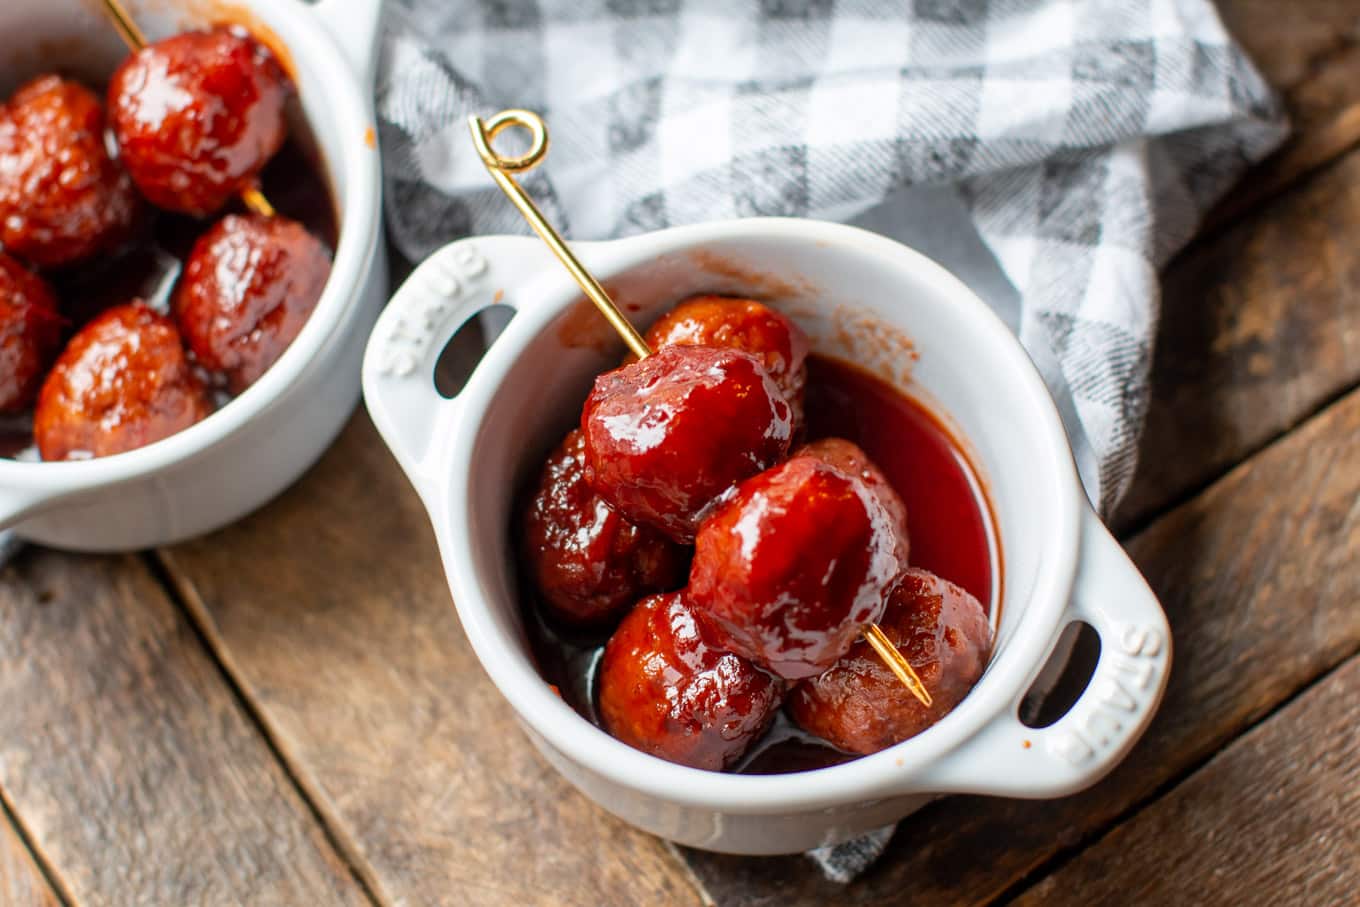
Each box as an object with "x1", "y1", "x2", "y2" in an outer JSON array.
[{"x1": 519, "y1": 351, "x2": 999, "y2": 773}]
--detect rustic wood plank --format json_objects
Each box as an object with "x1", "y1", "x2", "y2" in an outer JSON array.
[
  {"x1": 0, "y1": 805, "x2": 61, "y2": 907},
  {"x1": 1219, "y1": 1, "x2": 1360, "y2": 131},
  {"x1": 1115, "y1": 144, "x2": 1360, "y2": 530},
  {"x1": 1103, "y1": 3, "x2": 1360, "y2": 527},
  {"x1": 1205, "y1": 2, "x2": 1360, "y2": 227},
  {"x1": 682, "y1": 382, "x2": 1360, "y2": 905},
  {"x1": 1015, "y1": 656, "x2": 1360, "y2": 906},
  {"x1": 156, "y1": 415, "x2": 706, "y2": 907},
  {"x1": 0, "y1": 550, "x2": 373, "y2": 907}
]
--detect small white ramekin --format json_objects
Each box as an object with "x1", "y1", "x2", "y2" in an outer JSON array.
[
  {"x1": 0, "y1": 0, "x2": 387, "y2": 551},
  {"x1": 362, "y1": 220, "x2": 1173, "y2": 855}
]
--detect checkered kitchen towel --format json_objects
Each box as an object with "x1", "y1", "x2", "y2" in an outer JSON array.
[{"x1": 375, "y1": 0, "x2": 1287, "y2": 880}]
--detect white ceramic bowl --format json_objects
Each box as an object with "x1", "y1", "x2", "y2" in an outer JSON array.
[
  {"x1": 0, "y1": 0, "x2": 387, "y2": 551},
  {"x1": 362, "y1": 220, "x2": 1173, "y2": 855}
]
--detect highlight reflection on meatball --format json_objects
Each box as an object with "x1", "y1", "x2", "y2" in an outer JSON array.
[
  {"x1": 174, "y1": 214, "x2": 331, "y2": 392},
  {"x1": 35, "y1": 301, "x2": 211, "y2": 460},
  {"x1": 0, "y1": 76, "x2": 140, "y2": 267},
  {"x1": 643, "y1": 295, "x2": 808, "y2": 419},
  {"x1": 522, "y1": 429, "x2": 686, "y2": 626},
  {"x1": 0, "y1": 253, "x2": 63, "y2": 413},
  {"x1": 108, "y1": 27, "x2": 291, "y2": 216},
  {"x1": 580, "y1": 345, "x2": 793, "y2": 542},
  {"x1": 789, "y1": 568, "x2": 991, "y2": 754},
  {"x1": 688, "y1": 455, "x2": 907, "y2": 680},
  {"x1": 597, "y1": 591, "x2": 785, "y2": 771}
]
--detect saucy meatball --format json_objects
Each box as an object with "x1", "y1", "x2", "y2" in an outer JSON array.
[
  {"x1": 0, "y1": 253, "x2": 63, "y2": 413},
  {"x1": 644, "y1": 296, "x2": 808, "y2": 416},
  {"x1": 34, "y1": 301, "x2": 211, "y2": 460},
  {"x1": 789, "y1": 568, "x2": 991, "y2": 754},
  {"x1": 523, "y1": 429, "x2": 687, "y2": 625},
  {"x1": 797, "y1": 437, "x2": 909, "y2": 562},
  {"x1": 108, "y1": 27, "x2": 291, "y2": 216},
  {"x1": 598, "y1": 591, "x2": 785, "y2": 771},
  {"x1": 174, "y1": 214, "x2": 331, "y2": 392},
  {"x1": 0, "y1": 76, "x2": 140, "y2": 267},
  {"x1": 580, "y1": 345, "x2": 793, "y2": 542},
  {"x1": 688, "y1": 455, "x2": 906, "y2": 680}
]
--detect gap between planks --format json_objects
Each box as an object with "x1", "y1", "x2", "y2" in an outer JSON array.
[
  {"x1": 149, "y1": 549, "x2": 715, "y2": 907},
  {"x1": 1116, "y1": 373, "x2": 1360, "y2": 542},
  {"x1": 998, "y1": 386, "x2": 1360, "y2": 903},
  {"x1": 996, "y1": 640, "x2": 1360, "y2": 905},
  {"x1": 139, "y1": 552, "x2": 393, "y2": 907},
  {"x1": 1011, "y1": 650, "x2": 1360, "y2": 905},
  {"x1": 0, "y1": 783, "x2": 73, "y2": 907}
]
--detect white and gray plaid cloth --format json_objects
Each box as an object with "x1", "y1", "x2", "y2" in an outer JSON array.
[{"x1": 375, "y1": 0, "x2": 1287, "y2": 880}]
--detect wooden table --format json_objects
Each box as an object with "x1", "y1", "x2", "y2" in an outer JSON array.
[{"x1": 3, "y1": 3, "x2": 1358, "y2": 904}]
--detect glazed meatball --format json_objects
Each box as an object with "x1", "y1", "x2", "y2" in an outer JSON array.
[
  {"x1": 580, "y1": 345, "x2": 793, "y2": 542},
  {"x1": 0, "y1": 253, "x2": 63, "y2": 413},
  {"x1": 0, "y1": 76, "x2": 140, "y2": 267},
  {"x1": 688, "y1": 455, "x2": 906, "y2": 680},
  {"x1": 108, "y1": 27, "x2": 291, "y2": 216},
  {"x1": 598, "y1": 591, "x2": 785, "y2": 771},
  {"x1": 797, "y1": 437, "x2": 909, "y2": 562},
  {"x1": 644, "y1": 296, "x2": 808, "y2": 417},
  {"x1": 174, "y1": 214, "x2": 331, "y2": 392},
  {"x1": 34, "y1": 301, "x2": 211, "y2": 460},
  {"x1": 523, "y1": 429, "x2": 687, "y2": 626},
  {"x1": 789, "y1": 568, "x2": 991, "y2": 754}
]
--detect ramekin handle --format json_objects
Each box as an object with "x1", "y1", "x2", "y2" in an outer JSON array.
[
  {"x1": 916, "y1": 505, "x2": 1172, "y2": 798},
  {"x1": 362, "y1": 236, "x2": 544, "y2": 497},
  {"x1": 309, "y1": 0, "x2": 384, "y2": 86}
]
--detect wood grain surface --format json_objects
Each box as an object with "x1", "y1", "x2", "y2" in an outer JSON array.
[
  {"x1": 0, "y1": 551, "x2": 373, "y2": 907},
  {"x1": 1015, "y1": 656, "x2": 1360, "y2": 906},
  {"x1": 1207, "y1": 1, "x2": 1360, "y2": 227},
  {"x1": 682, "y1": 384, "x2": 1360, "y2": 905},
  {"x1": 0, "y1": 809, "x2": 60, "y2": 907},
  {"x1": 1115, "y1": 1, "x2": 1360, "y2": 528},
  {"x1": 1116, "y1": 146, "x2": 1360, "y2": 529},
  {"x1": 157, "y1": 417, "x2": 706, "y2": 907},
  {"x1": 1220, "y1": 0, "x2": 1360, "y2": 135}
]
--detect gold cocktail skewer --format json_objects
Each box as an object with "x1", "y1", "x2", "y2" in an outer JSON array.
[
  {"x1": 470, "y1": 109, "x2": 934, "y2": 709},
  {"x1": 469, "y1": 110, "x2": 648, "y2": 359},
  {"x1": 98, "y1": 0, "x2": 276, "y2": 219},
  {"x1": 864, "y1": 623, "x2": 933, "y2": 707}
]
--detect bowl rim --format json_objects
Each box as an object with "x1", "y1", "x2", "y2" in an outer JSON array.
[
  {"x1": 436, "y1": 218, "x2": 1085, "y2": 813},
  {"x1": 0, "y1": 0, "x2": 380, "y2": 499}
]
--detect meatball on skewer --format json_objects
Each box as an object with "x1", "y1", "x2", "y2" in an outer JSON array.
[
  {"x1": 580, "y1": 344, "x2": 794, "y2": 543},
  {"x1": 108, "y1": 26, "x2": 291, "y2": 217},
  {"x1": 790, "y1": 568, "x2": 992, "y2": 754},
  {"x1": 643, "y1": 295, "x2": 808, "y2": 427},
  {"x1": 687, "y1": 454, "x2": 908, "y2": 681}
]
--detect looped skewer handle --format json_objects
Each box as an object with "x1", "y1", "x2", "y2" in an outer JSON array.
[
  {"x1": 98, "y1": 0, "x2": 276, "y2": 219},
  {"x1": 468, "y1": 111, "x2": 651, "y2": 360},
  {"x1": 471, "y1": 108, "x2": 934, "y2": 710}
]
